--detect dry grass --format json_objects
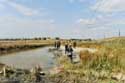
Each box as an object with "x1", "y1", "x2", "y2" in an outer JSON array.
[
  {"x1": 49, "y1": 37, "x2": 125, "y2": 83},
  {"x1": 0, "y1": 40, "x2": 54, "y2": 47},
  {"x1": 77, "y1": 41, "x2": 102, "y2": 49},
  {"x1": 79, "y1": 37, "x2": 125, "y2": 71},
  {"x1": 0, "y1": 39, "x2": 55, "y2": 55}
]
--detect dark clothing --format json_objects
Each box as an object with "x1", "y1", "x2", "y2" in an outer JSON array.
[
  {"x1": 35, "y1": 66, "x2": 42, "y2": 82},
  {"x1": 68, "y1": 47, "x2": 73, "y2": 53},
  {"x1": 55, "y1": 41, "x2": 61, "y2": 49},
  {"x1": 68, "y1": 55, "x2": 73, "y2": 62},
  {"x1": 73, "y1": 42, "x2": 77, "y2": 48},
  {"x1": 57, "y1": 41, "x2": 61, "y2": 49},
  {"x1": 54, "y1": 42, "x2": 57, "y2": 48},
  {"x1": 35, "y1": 73, "x2": 42, "y2": 82},
  {"x1": 67, "y1": 47, "x2": 73, "y2": 62},
  {"x1": 65, "y1": 44, "x2": 68, "y2": 54}
]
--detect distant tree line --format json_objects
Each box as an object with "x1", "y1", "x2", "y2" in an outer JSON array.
[
  {"x1": 70, "y1": 38, "x2": 92, "y2": 41},
  {"x1": 0, "y1": 37, "x2": 61, "y2": 41}
]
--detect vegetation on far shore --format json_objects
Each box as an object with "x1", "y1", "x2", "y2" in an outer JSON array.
[{"x1": 0, "y1": 39, "x2": 54, "y2": 55}]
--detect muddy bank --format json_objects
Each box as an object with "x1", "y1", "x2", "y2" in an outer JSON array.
[
  {"x1": 0, "y1": 65, "x2": 46, "y2": 83},
  {"x1": 0, "y1": 64, "x2": 124, "y2": 83}
]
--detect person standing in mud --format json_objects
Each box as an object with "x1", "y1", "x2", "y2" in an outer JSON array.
[
  {"x1": 57, "y1": 40, "x2": 61, "y2": 50},
  {"x1": 67, "y1": 45, "x2": 73, "y2": 63},
  {"x1": 34, "y1": 65, "x2": 42, "y2": 82},
  {"x1": 54, "y1": 41, "x2": 57, "y2": 49},
  {"x1": 65, "y1": 43, "x2": 69, "y2": 54},
  {"x1": 73, "y1": 41, "x2": 77, "y2": 48}
]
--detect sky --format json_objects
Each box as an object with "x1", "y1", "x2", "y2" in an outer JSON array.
[{"x1": 0, "y1": 0, "x2": 125, "y2": 39}]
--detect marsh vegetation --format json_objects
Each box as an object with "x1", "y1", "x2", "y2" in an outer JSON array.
[
  {"x1": 0, "y1": 37, "x2": 125, "y2": 83},
  {"x1": 49, "y1": 37, "x2": 125, "y2": 83}
]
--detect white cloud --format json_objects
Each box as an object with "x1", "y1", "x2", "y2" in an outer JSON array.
[
  {"x1": 0, "y1": 16, "x2": 56, "y2": 38},
  {"x1": 0, "y1": 0, "x2": 42, "y2": 16},
  {"x1": 75, "y1": 16, "x2": 125, "y2": 36},
  {"x1": 76, "y1": 18, "x2": 96, "y2": 25},
  {"x1": 77, "y1": 0, "x2": 125, "y2": 38},
  {"x1": 9, "y1": 1, "x2": 40, "y2": 16},
  {"x1": 92, "y1": 0, "x2": 125, "y2": 13},
  {"x1": 77, "y1": 12, "x2": 125, "y2": 26}
]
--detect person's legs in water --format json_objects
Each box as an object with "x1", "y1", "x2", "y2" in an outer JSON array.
[
  {"x1": 65, "y1": 48, "x2": 68, "y2": 54},
  {"x1": 57, "y1": 44, "x2": 59, "y2": 50},
  {"x1": 54, "y1": 42, "x2": 56, "y2": 49},
  {"x1": 65, "y1": 44, "x2": 68, "y2": 54}
]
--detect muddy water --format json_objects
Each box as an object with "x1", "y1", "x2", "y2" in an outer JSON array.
[{"x1": 0, "y1": 47, "x2": 56, "y2": 70}]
